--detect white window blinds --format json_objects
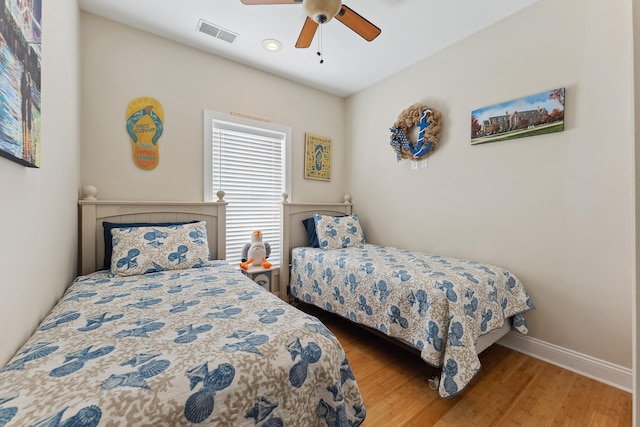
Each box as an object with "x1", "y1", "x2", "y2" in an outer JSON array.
[{"x1": 204, "y1": 111, "x2": 290, "y2": 266}]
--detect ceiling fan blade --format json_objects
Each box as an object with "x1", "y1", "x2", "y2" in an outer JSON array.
[
  {"x1": 335, "y1": 4, "x2": 381, "y2": 42},
  {"x1": 295, "y1": 17, "x2": 318, "y2": 48},
  {"x1": 240, "y1": 0, "x2": 301, "y2": 4}
]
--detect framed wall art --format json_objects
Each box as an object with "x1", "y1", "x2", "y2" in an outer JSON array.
[
  {"x1": 471, "y1": 88, "x2": 565, "y2": 145},
  {"x1": 304, "y1": 133, "x2": 331, "y2": 181},
  {"x1": 0, "y1": 0, "x2": 41, "y2": 167}
]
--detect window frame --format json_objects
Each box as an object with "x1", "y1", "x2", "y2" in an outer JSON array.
[{"x1": 203, "y1": 110, "x2": 292, "y2": 265}]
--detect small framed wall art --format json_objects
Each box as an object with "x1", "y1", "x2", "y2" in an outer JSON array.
[{"x1": 304, "y1": 133, "x2": 331, "y2": 181}]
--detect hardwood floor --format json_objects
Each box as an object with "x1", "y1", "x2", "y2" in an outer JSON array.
[{"x1": 299, "y1": 305, "x2": 633, "y2": 427}]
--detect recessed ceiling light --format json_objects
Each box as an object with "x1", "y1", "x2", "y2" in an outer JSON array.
[{"x1": 262, "y1": 39, "x2": 282, "y2": 52}]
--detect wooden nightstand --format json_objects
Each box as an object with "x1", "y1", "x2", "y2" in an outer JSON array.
[{"x1": 241, "y1": 266, "x2": 276, "y2": 292}]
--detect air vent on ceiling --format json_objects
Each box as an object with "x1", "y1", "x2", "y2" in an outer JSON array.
[{"x1": 197, "y1": 19, "x2": 238, "y2": 44}]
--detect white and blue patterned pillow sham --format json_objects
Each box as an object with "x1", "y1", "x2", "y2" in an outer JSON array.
[
  {"x1": 314, "y1": 213, "x2": 365, "y2": 250},
  {"x1": 110, "y1": 221, "x2": 210, "y2": 276}
]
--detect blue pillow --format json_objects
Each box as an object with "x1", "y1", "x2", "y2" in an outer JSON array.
[
  {"x1": 301, "y1": 217, "x2": 319, "y2": 248},
  {"x1": 102, "y1": 220, "x2": 198, "y2": 270}
]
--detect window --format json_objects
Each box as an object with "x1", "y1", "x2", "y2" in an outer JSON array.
[{"x1": 204, "y1": 110, "x2": 291, "y2": 266}]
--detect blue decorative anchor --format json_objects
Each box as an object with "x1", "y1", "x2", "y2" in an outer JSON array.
[
  {"x1": 410, "y1": 109, "x2": 433, "y2": 158},
  {"x1": 389, "y1": 108, "x2": 434, "y2": 161}
]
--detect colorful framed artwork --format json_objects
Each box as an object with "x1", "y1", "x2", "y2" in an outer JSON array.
[
  {"x1": 471, "y1": 88, "x2": 565, "y2": 145},
  {"x1": 304, "y1": 133, "x2": 331, "y2": 181},
  {"x1": 0, "y1": 0, "x2": 41, "y2": 167}
]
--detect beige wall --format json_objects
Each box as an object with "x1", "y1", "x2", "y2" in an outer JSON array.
[
  {"x1": 0, "y1": 1, "x2": 81, "y2": 365},
  {"x1": 633, "y1": 0, "x2": 639, "y2": 418},
  {"x1": 346, "y1": 0, "x2": 633, "y2": 369},
  {"x1": 80, "y1": 13, "x2": 346, "y2": 203}
]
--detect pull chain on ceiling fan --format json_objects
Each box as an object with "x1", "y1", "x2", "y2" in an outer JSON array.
[
  {"x1": 240, "y1": 0, "x2": 381, "y2": 50},
  {"x1": 316, "y1": 23, "x2": 323, "y2": 64}
]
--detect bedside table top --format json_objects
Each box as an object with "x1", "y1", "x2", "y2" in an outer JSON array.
[{"x1": 241, "y1": 265, "x2": 277, "y2": 274}]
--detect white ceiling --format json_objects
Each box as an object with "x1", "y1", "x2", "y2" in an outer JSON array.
[{"x1": 77, "y1": 0, "x2": 539, "y2": 97}]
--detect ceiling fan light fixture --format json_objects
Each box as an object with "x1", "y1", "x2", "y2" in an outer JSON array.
[
  {"x1": 302, "y1": 0, "x2": 341, "y2": 24},
  {"x1": 262, "y1": 38, "x2": 282, "y2": 52}
]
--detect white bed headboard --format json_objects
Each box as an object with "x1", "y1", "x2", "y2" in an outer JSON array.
[
  {"x1": 78, "y1": 196, "x2": 227, "y2": 275},
  {"x1": 280, "y1": 193, "x2": 352, "y2": 301}
]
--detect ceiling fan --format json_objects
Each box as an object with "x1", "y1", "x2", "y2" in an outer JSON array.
[{"x1": 240, "y1": 0, "x2": 381, "y2": 48}]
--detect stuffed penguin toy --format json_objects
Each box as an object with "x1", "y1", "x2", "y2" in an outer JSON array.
[{"x1": 239, "y1": 230, "x2": 272, "y2": 270}]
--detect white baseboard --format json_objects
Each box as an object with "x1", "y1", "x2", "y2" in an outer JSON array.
[{"x1": 497, "y1": 331, "x2": 632, "y2": 392}]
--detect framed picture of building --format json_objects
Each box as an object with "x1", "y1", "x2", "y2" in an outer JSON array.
[
  {"x1": 0, "y1": 0, "x2": 41, "y2": 167},
  {"x1": 304, "y1": 133, "x2": 331, "y2": 181},
  {"x1": 471, "y1": 88, "x2": 565, "y2": 145}
]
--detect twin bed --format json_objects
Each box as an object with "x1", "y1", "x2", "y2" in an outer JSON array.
[
  {"x1": 280, "y1": 195, "x2": 534, "y2": 399},
  {"x1": 0, "y1": 199, "x2": 365, "y2": 426},
  {"x1": 0, "y1": 194, "x2": 534, "y2": 426}
]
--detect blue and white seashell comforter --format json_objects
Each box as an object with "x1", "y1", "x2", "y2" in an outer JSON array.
[
  {"x1": 290, "y1": 244, "x2": 534, "y2": 398},
  {"x1": 0, "y1": 261, "x2": 365, "y2": 426}
]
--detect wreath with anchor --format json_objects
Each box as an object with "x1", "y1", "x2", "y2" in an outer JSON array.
[{"x1": 389, "y1": 103, "x2": 442, "y2": 161}]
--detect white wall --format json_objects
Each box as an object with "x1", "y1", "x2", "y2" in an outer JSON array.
[
  {"x1": 0, "y1": 1, "x2": 81, "y2": 365},
  {"x1": 633, "y1": 0, "x2": 639, "y2": 418},
  {"x1": 346, "y1": 0, "x2": 633, "y2": 370},
  {"x1": 80, "y1": 13, "x2": 346, "y2": 204}
]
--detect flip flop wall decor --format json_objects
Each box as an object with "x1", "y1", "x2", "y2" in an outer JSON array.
[{"x1": 126, "y1": 96, "x2": 164, "y2": 170}]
